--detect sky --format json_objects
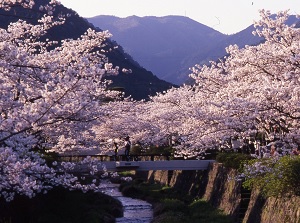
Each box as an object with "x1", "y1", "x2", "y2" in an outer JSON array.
[{"x1": 59, "y1": 0, "x2": 300, "y2": 35}]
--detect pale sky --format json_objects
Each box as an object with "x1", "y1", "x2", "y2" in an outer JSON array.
[{"x1": 59, "y1": 0, "x2": 300, "y2": 34}]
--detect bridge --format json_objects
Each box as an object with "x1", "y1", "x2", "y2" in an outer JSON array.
[
  {"x1": 79, "y1": 160, "x2": 214, "y2": 172},
  {"x1": 58, "y1": 154, "x2": 215, "y2": 172},
  {"x1": 107, "y1": 160, "x2": 214, "y2": 171}
]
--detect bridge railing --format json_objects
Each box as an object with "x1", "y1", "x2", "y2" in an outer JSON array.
[
  {"x1": 55, "y1": 154, "x2": 215, "y2": 171},
  {"x1": 57, "y1": 154, "x2": 172, "y2": 162}
]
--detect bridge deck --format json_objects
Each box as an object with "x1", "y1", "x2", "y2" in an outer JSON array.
[{"x1": 100, "y1": 160, "x2": 214, "y2": 171}]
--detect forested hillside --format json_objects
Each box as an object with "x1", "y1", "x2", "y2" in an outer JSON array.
[{"x1": 0, "y1": 0, "x2": 175, "y2": 100}]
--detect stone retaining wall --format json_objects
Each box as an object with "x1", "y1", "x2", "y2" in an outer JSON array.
[
  {"x1": 202, "y1": 163, "x2": 241, "y2": 220},
  {"x1": 136, "y1": 162, "x2": 300, "y2": 223},
  {"x1": 244, "y1": 188, "x2": 300, "y2": 223}
]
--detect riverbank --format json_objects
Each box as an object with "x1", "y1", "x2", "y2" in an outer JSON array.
[
  {"x1": 128, "y1": 161, "x2": 300, "y2": 223},
  {"x1": 118, "y1": 176, "x2": 233, "y2": 223}
]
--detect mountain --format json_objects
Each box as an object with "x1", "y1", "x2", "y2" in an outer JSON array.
[
  {"x1": 0, "y1": 0, "x2": 175, "y2": 100},
  {"x1": 87, "y1": 15, "x2": 299, "y2": 85},
  {"x1": 87, "y1": 15, "x2": 227, "y2": 85}
]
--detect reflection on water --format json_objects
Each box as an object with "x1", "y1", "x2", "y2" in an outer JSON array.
[{"x1": 99, "y1": 181, "x2": 153, "y2": 223}]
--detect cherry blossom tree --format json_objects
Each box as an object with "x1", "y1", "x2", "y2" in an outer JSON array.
[
  {"x1": 100, "y1": 10, "x2": 300, "y2": 158},
  {"x1": 190, "y1": 10, "x2": 300, "y2": 145},
  {"x1": 90, "y1": 99, "x2": 161, "y2": 153},
  {"x1": 0, "y1": 0, "x2": 121, "y2": 201},
  {"x1": 166, "y1": 9, "x2": 300, "y2": 155}
]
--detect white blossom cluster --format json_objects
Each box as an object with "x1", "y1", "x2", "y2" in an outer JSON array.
[
  {"x1": 0, "y1": 0, "x2": 35, "y2": 11},
  {"x1": 243, "y1": 158, "x2": 278, "y2": 178}
]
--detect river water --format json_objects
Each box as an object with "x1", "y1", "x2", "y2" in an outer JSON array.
[{"x1": 99, "y1": 181, "x2": 153, "y2": 223}]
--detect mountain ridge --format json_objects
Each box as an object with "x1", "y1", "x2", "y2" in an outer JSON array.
[{"x1": 87, "y1": 15, "x2": 238, "y2": 84}]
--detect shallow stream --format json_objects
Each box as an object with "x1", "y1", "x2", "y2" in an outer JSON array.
[{"x1": 99, "y1": 181, "x2": 153, "y2": 223}]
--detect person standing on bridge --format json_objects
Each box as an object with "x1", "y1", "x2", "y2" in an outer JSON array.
[
  {"x1": 124, "y1": 136, "x2": 131, "y2": 161},
  {"x1": 114, "y1": 141, "x2": 119, "y2": 161}
]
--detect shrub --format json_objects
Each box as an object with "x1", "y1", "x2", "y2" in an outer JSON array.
[
  {"x1": 153, "y1": 211, "x2": 186, "y2": 223},
  {"x1": 242, "y1": 156, "x2": 300, "y2": 197},
  {"x1": 120, "y1": 184, "x2": 141, "y2": 198},
  {"x1": 216, "y1": 152, "x2": 254, "y2": 169},
  {"x1": 153, "y1": 199, "x2": 187, "y2": 216},
  {"x1": 188, "y1": 199, "x2": 232, "y2": 223},
  {"x1": 130, "y1": 145, "x2": 143, "y2": 155},
  {"x1": 145, "y1": 146, "x2": 174, "y2": 156}
]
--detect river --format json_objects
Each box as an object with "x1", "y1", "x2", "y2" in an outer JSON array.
[{"x1": 99, "y1": 181, "x2": 153, "y2": 223}]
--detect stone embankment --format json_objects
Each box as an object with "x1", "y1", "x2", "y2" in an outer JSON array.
[{"x1": 136, "y1": 163, "x2": 300, "y2": 223}]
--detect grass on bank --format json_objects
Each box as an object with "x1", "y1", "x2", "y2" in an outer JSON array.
[{"x1": 119, "y1": 178, "x2": 233, "y2": 223}]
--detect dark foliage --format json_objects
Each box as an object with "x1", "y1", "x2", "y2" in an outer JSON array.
[
  {"x1": 216, "y1": 152, "x2": 255, "y2": 170},
  {"x1": 0, "y1": 187, "x2": 122, "y2": 223}
]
